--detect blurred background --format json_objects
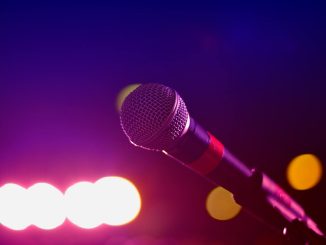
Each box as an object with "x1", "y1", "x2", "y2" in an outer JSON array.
[{"x1": 0, "y1": 1, "x2": 325, "y2": 244}]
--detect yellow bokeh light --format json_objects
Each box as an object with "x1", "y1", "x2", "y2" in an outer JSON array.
[
  {"x1": 287, "y1": 154, "x2": 323, "y2": 190},
  {"x1": 206, "y1": 186, "x2": 241, "y2": 221},
  {"x1": 116, "y1": 83, "x2": 141, "y2": 111}
]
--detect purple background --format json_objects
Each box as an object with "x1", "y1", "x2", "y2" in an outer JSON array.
[{"x1": 1, "y1": 1, "x2": 325, "y2": 244}]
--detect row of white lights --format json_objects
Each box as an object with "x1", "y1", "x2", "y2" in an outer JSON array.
[{"x1": 0, "y1": 177, "x2": 141, "y2": 230}]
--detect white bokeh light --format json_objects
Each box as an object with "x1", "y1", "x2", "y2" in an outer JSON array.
[
  {"x1": 95, "y1": 176, "x2": 141, "y2": 226},
  {"x1": 0, "y1": 184, "x2": 30, "y2": 230},
  {"x1": 64, "y1": 181, "x2": 102, "y2": 229},
  {"x1": 0, "y1": 177, "x2": 141, "y2": 230},
  {"x1": 27, "y1": 183, "x2": 66, "y2": 230}
]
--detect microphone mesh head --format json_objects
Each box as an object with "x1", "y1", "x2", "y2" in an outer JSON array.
[{"x1": 120, "y1": 83, "x2": 189, "y2": 151}]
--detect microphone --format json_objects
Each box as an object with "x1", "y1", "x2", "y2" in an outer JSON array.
[{"x1": 119, "y1": 83, "x2": 324, "y2": 241}]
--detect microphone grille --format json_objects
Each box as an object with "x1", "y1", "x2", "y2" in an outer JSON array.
[{"x1": 120, "y1": 83, "x2": 189, "y2": 151}]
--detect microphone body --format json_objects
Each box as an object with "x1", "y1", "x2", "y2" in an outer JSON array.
[{"x1": 120, "y1": 83, "x2": 325, "y2": 242}]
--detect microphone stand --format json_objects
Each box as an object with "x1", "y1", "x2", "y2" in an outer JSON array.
[
  {"x1": 283, "y1": 219, "x2": 326, "y2": 245},
  {"x1": 233, "y1": 168, "x2": 326, "y2": 244},
  {"x1": 201, "y1": 144, "x2": 326, "y2": 244}
]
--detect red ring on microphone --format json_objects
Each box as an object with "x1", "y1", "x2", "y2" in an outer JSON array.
[{"x1": 188, "y1": 133, "x2": 224, "y2": 175}]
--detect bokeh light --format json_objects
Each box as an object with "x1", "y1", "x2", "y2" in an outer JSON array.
[
  {"x1": 0, "y1": 184, "x2": 30, "y2": 230},
  {"x1": 287, "y1": 154, "x2": 323, "y2": 190},
  {"x1": 95, "y1": 176, "x2": 141, "y2": 226},
  {"x1": 116, "y1": 83, "x2": 141, "y2": 111},
  {"x1": 206, "y1": 186, "x2": 241, "y2": 221},
  {"x1": 27, "y1": 183, "x2": 65, "y2": 230},
  {"x1": 0, "y1": 177, "x2": 141, "y2": 230},
  {"x1": 64, "y1": 181, "x2": 102, "y2": 229}
]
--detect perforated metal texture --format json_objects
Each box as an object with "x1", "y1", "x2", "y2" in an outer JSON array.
[{"x1": 120, "y1": 83, "x2": 189, "y2": 151}]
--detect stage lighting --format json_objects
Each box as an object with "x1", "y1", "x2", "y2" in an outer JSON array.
[
  {"x1": 287, "y1": 154, "x2": 323, "y2": 190},
  {"x1": 116, "y1": 83, "x2": 141, "y2": 111},
  {"x1": 27, "y1": 183, "x2": 65, "y2": 230},
  {"x1": 95, "y1": 176, "x2": 141, "y2": 226},
  {"x1": 0, "y1": 177, "x2": 141, "y2": 230},
  {"x1": 206, "y1": 186, "x2": 241, "y2": 221},
  {"x1": 0, "y1": 184, "x2": 30, "y2": 230},
  {"x1": 64, "y1": 181, "x2": 103, "y2": 229}
]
